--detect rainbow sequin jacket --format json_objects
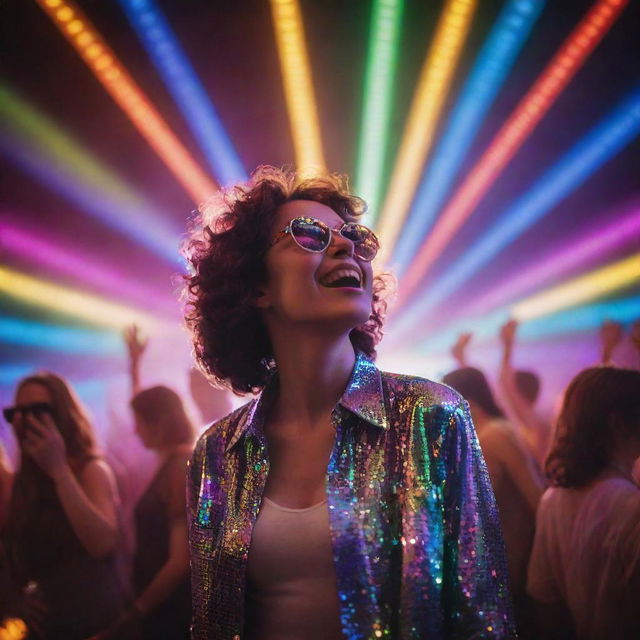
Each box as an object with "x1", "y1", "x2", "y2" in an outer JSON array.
[{"x1": 187, "y1": 352, "x2": 516, "y2": 639}]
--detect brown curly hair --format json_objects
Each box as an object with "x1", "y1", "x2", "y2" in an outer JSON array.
[
  {"x1": 182, "y1": 166, "x2": 391, "y2": 395},
  {"x1": 545, "y1": 366, "x2": 640, "y2": 488}
]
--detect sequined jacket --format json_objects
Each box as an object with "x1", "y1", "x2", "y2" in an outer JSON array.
[{"x1": 187, "y1": 353, "x2": 516, "y2": 640}]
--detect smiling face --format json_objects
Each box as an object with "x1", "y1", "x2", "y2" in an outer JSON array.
[{"x1": 257, "y1": 200, "x2": 374, "y2": 335}]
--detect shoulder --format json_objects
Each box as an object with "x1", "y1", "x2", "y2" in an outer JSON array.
[
  {"x1": 77, "y1": 458, "x2": 118, "y2": 497},
  {"x1": 380, "y1": 370, "x2": 465, "y2": 409},
  {"x1": 190, "y1": 399, "x2": 255, "y2": 462}
]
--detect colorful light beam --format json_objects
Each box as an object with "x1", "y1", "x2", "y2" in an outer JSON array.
[
  {"x1": 269, "y1": 0, "x2": 325, "y2": 175},
  {"x1": 34, "y1": 0, "x2": 217, "y2": 204},
  {"x1": 512, "y1": 253, "x2": 640, "y2": 321},
  {"x1": 0, "y1": 317, "x2": 122, "y2": 356},
  {"x1": 392, "y1": 0, "x2": 547, "y2": 270},
  {"x1": 0, "y1": 221, "x2": 177, "y2": 315},
  {"x1": 466, "y1": 199, "x2": 640, "y2": 315},
  {"x1": 374, "y1": 0, "x2": 478, "y2": 240},
  {"x1": 399, "y1": 0, "x2": 629, "y2": 292},
  {"x1": 0, "y1": 86, "x2": 182, "y2": 264},
  {"x1": 354, "y1": 0, "x2": 404, "y2": 219},
  {"x1": 0, "y1": 267, "x2": 162, "y2": 330},
  {"x1": 117, "y1": 0, "x2": 246, "y2": 185},
  {"x1": 391, "y1": 86, "x2": 640, "y2": 338}
]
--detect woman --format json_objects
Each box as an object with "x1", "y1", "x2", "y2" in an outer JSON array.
[
  {"x1": 442, "y1": 366, "x2": 543, "y2": 638},
  {"x1": 527, "y1": 367, "x2": 640, "y2": 640},
  {"x1": 0, "y1": 372, "x2": 126, "y2": 639},
  {"x1": 183, "y1": 166, "x2": 516, "y2": 639},
  {"x1": 92, "y1": 332, "x2": 193, "y2": 639}
]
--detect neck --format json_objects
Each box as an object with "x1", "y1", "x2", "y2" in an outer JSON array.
[{"x1": 268, "y1": 327, "x2": 356, "y2": 433}]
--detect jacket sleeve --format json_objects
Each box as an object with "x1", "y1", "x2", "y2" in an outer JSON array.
[{"x1": 440, "y1": 399, "x2": 517, "y2": 639}]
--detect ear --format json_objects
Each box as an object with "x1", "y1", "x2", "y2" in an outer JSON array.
[{"x1": 251, "y1": 286, "x2": 271, "y2": 309}]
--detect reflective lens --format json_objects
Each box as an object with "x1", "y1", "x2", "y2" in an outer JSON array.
[
  {"x1": 290, "y1": 217, "x2": 331, "y2": 252},
  {"x1": 340, "y1": 223, "x2": 379, "y2": 261},
  {"x1": 287, "y1": 217, "x2": 379, "y2": 261}
]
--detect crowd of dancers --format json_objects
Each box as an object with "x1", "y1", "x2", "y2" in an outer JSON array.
[{"x1": 1, "y1": 163, "x2": 639, "y2": 640}]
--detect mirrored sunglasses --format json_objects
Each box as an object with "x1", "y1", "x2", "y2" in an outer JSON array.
[{"x1": 272, "y1": 216, "x2": 379, "y2": 262}]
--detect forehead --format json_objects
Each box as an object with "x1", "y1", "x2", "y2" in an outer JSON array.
[
  {"x1": 16, "y1": 382, "x2": 51, "y2": 404},
  {"x1": 274, "y1": 200, "x2": 344, "y2": 229}
]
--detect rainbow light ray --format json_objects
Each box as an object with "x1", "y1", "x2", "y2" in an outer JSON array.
[
  {"x1": 392, "y1": 0, "x2": 547, "y2": 271},
  {"x1": 117, "y1": 0, "x2": 246, "y2": 185},
  {"x1": 512, "y1": 253, "x2": 640, "y2": 321},
  {"x1": 0, "y1": 267, "x2": 162, "y2": 330},
  {"x1": 0, "y1": 317, "x2": 121, "y2": 355},
  {"x1": 0, "y1": 221, "x2": 177, "y2": 315},
  {"x1": 399, "y1": 0, "x2": 629, "y2": 297},
  {"x1": 269, "y1": 0, "x2": 325, "y2": 175},
  {"x1": 391, "y1": 86, "x2": 640, "y2": 341},
  {"x1": 466, "y1": 199, "x2": 640, "y2": 315},
  {"x1": 374, "y1": 0, "x2": 478, "y2": 238},
  {"x1": 355, "y1": 0, "x2": 404, "y2": 219},
  {"x1": 0, "y1": 86, "x2": 182, "y2": 264},
  {"x1": 34, "y1": 0, "x2": 216, "y2": 204},
  {"x1": 518, "y1": 295, "x2": 640, "y2": 342}
]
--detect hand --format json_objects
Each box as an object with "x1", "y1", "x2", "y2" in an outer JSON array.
[
  {"x1": 123, "y1": 325, "x2": 148, "y2": 365},
  {"x1": 451, "y1": 332, "x2": 472, "y2": 366},
  {"x1": 600, "y1": 320, "x2": 623, "y2": 364},
  {"x1": 630, "y1": 320, "x2": 640, "y2": 352},
  {"x1": 86, "y1": 606, "x2": 142, "y2": 640},
  {"x1": 499, "y1": 319, "x2": 518, "y2": 348},
  {"x1": 21, "y1": 412, "x2": 69, "y2": 480}
]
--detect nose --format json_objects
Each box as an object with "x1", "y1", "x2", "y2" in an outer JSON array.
[{"x1": 327, "y1": 228, "x2": 355, "y2": 258}]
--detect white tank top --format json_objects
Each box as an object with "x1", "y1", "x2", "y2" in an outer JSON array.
[{"x1": 244, "y1": 497, "x2": 344, "y2": 640}]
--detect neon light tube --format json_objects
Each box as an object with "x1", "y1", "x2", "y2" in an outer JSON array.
[
  {"x1": 34, "y1": 0, "x2": 217, "y2": 204},
  {"x1": 392, "y1": 0, "x2": 546, "y2": 270},
  {"x1": 117, "y1": 0, "x2": 246, "y2": 185},
  {"x1": 400, "y1": 0, "x2": 629, "y2": 289},
  {"x1": 0, "y1": 267, "x2": 162, "y2": 330},
  {"x1": 374, "y1": 0, "x2": 478, "y2": 241},
  {"x1": 269, "y1": 0, "x2": 325, "y2": 175},
  {"x1": 355, "y1": 0, "x2": 404, "y2": 219},
  {"x1": 392, "y1": 87, "x2": 640, "y2": 336}
]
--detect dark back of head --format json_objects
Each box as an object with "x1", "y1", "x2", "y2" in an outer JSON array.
[
  {"x1": 131, "y1": 385, "x2": 194, "y2": 447},
  {"x1": 515, "y1": 369, "x2": 540, "y2": 405},
  {"x1": 546, "y1": 367, "x2": 640, "y2": 488},
  {"x1": 442, "y1": 367, "x2": 504, "y2": 419}
]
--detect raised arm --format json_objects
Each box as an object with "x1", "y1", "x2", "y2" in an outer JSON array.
[
  {"x1": 498, "y1": 320, "x2": 548, "y2": 461},
  {"x1": 124, "y1": 324, "x2": 148, "y2": 398},
  {"x1": 599, "y1": 320, "x2": 623, "y2": 366},
  {"x1": 450, "y1": 332, "x2": 472, "y2": 368}
]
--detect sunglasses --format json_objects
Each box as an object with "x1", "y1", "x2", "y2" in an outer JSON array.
[
  {"x1": 3, "y1": 403, "x2": 54, "y2": 424},
  {"x1": 271, "y1": 216, "x2": 379, "y2": 262}
]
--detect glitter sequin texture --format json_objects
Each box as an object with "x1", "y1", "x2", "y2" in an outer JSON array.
[{"x1": 187, "y1": 353, "x2": 517, "y2": 639}]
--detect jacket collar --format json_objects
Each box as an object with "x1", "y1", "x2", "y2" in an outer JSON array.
[{"x1": 225, "y1": 351, "x2": 388, "y2": 453}]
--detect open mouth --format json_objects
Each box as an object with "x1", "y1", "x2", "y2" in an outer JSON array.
[{"x1": 320, "y1": 268, "x2": 362, "y2": 289}]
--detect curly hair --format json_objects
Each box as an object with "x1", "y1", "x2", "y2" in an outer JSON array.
[
  {"x1": 182, "y1": 166, "x2": 391, "y2": 395},
  {"x1": 546, "y1": 366, "x2": 640, "y2": 488}
]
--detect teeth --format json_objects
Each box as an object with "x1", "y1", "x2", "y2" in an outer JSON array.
[{"x1": 322, "y1": 268, "x2": 361, "y2": 286}]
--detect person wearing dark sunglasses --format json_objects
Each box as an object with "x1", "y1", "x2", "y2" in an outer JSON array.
[
  {"x1": 182, "y1": 166, "x2": 516, "y2": 640},
  {"x1": 0, "y1": 373, "x2": 126, "y2": 639}
]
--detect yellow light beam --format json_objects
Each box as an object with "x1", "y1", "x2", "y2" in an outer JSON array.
[
  {"x1": 375, "y1": 0, "x2": 478, "y2": 258},
  {"x1": 0, "y1": 267, "x2": 162, "y2": 330},
  {"x1": 512, "y1": 253, "x2": 640, "y2": 321},
  {"x1": 269, "y1": 0, "x2": 326, "y2": 176},
  {"x1": 34, "y1": 0, "x2": 217, "y2": 205}
]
